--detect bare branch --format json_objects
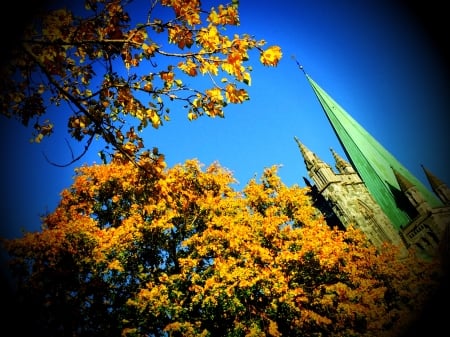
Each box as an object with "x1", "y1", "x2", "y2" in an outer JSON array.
[{"x1": 42, "y1": 135, "x2": 94, "y2": 167}]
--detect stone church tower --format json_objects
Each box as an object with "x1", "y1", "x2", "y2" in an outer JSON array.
[
  {"x1": 296, "y1": 67, "x2": 450, "y2": 258},
  {"x1": 295, "y1": 137, "x2": 405, "y2": 249}
]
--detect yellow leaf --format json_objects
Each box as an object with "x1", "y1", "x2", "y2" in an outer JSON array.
[
  {"x1": 187, "y1": 111, "x2": 197, "y2": 121},
  {"x1": 243, "y1": 72, "x2": 251, "y2": 86},
  {"x1": 260, "y1": 45, "x2": 283, "y2": 66}
]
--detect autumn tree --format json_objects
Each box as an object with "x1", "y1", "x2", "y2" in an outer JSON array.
[
  {"x1": 0, "y1": 0, "x2": 282, "y2": 165},
  {"x1": 1, "y1": 153, "x2": 443, "y2": 337}
]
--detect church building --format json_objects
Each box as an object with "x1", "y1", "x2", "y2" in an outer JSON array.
[{"x1": 295, "y1": 66, "x2": 450, "y2": 259}]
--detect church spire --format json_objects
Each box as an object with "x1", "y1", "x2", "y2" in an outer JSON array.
[{"x1": 301, "y1": 71, "x2": 442, "y2": 229}]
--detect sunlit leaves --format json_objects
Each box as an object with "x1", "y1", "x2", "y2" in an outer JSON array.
[
  {"x1": 260, "y1": 46, "x2": 283, "y2": 66},
  {"x1": 168, "y1": 25, "x2": 194, "y2": 49},
  {"x1": 0, "y1": 0, "x2": 282, "y2": 165},
  {"x1": 225, "y1": 83, "x2": 249, "y2": 103},
  {"x1": 207, "y1": 4, "x2": 240, "y2": 26},
  {"x1": 162, "y1": 0, "x2": 201, "y2": 26},
  {"x1": 178, "y1": 58, "x2": 198, "y2": 76},
  {"x1": 2, "y1": 157, "x2": 443, "y2": 336},
  {"x1": 196, "y1": 26, "x2": 220, "y2": 51}
]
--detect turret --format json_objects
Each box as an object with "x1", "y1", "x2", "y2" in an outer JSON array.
[
  {"x1": 392, "y1": 167, "x2": 431, "y2": 215},
  {"x1": 331, "y1": 148, "x2": 355, "y2": 174},
  {"x1": 422, "y1": 165, "x2": 450, "y2": 205},
  {"x1": 294, "y1": 137, "x2": 339, "y2": 191}
]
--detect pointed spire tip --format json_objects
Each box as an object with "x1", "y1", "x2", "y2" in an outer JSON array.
[{"x1": 291, "y1": 55, "x2": 306, "y2": 74}]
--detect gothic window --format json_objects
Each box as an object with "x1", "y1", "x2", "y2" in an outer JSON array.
[
  {"x1": 421, "y1": 236, "x2": 432, "y2": 247},
  {"x1": 415, "y1": 242, "x2": 425, "y2": 251},
  {"x1": 316, "y1": 170, "x2": 327, "y2": 186},
  {"x1": 356, "y1": 199, "x2": 389, "y2": 242},
  {"x1": 426, "y1": 226, "x2": 440, "y2": 244}
]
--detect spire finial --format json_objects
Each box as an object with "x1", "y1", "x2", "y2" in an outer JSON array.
[
  {"x1": 294, "y1": 136, "x2": 306, "y2": 152},
  {"x1": 291, "y1": 55, "x2": 306, "y2": 74}
]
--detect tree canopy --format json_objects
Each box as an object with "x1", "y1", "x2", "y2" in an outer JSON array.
[
  {"x1": 0, "y1": 0, "x2": 282, "y2": 165},
  {"x1": 1, "y1": 153, "x2": 444, "y2": 337}
]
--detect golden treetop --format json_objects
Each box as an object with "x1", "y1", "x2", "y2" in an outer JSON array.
[{"x1": 2, "y1": 154, "x2": 442, "y2": 336}]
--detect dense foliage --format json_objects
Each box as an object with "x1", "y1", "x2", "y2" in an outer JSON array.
[
  {"x1": 0, "y1": 0, "x2": 282, "y2": 165},
  {"x1": 2, "y1": 153, "x2": 443, "y2": 337}
]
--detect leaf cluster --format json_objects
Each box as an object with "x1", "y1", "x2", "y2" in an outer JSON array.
[{"x1": 0, "y1": 0, "x2": 282, "y2": 166}]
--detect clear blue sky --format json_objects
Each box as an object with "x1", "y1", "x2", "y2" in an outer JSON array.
[{"x1": 1, "y1": 0, "x2": 449, "y2": 240}]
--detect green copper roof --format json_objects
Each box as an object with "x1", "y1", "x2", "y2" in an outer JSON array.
[{"x1": 305, "y1": 73, "x2": 442, "y2": 230}]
